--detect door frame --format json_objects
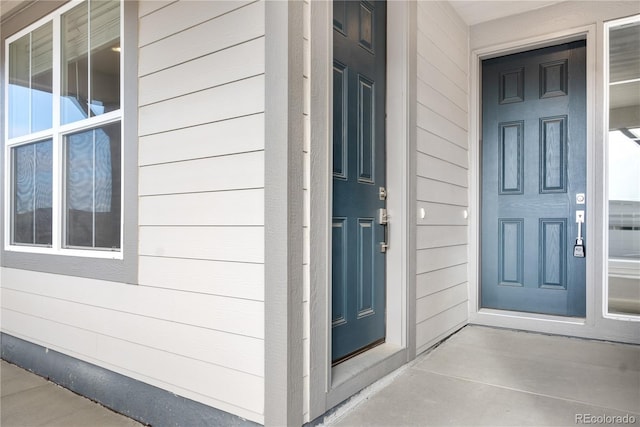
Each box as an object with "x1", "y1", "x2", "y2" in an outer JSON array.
[
  {"x1": 469, "y1": 24, "x2": 638, "y2": 343},
  {"x1": 307, "y1": 1, "x2": 417, "y2": 421}
]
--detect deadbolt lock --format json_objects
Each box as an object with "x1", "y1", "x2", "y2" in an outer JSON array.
[
  {"x1": 379, "y1": 208, "x2": 388, "y2": 225},
  {"x1": 379, "y1": 187, "x2": 387, "y2": 201}
]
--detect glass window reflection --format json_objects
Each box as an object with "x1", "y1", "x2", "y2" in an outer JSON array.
[
  {"x1": 8, "y1": 23, "x2": 53, "y2": 138},
  {"x1": 65, "y1": 122, "x2": 121, "y2": 249},
  {"x1": 607, "y1": 19, "x2": 640, "y2": 316},
  {"x1": 12, "y1": 140, "x2": 53, "y2": 245},
  {"x1": 62, "y1": 1, "x2": 120, "y2": 124}
]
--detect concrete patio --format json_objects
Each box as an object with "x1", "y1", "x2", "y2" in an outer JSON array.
[
  {"x1": 1, "y1": 325, "x2": 639, "y2": 426},
  {"x1": 327, "y1": 325, "x2": 640, "y2": 426},
  {"x1": 1, "y1": 359, "x2": 141, "y2": 427}
]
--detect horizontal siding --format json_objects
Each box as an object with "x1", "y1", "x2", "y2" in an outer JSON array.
[
  {"x1": 139, "y1": 151, "x2": 264, "y2": 196},
  {"x1": 1, "y1": 269, "x2": 264, "y2": 340},
  {"x1": 417, "y1": 264, "x2": 468, "y2": 300},
  {"x1": 1, "y1": 308, "x2": 263, "y2": 420},
  {"x1": 138, "y1": 1, "x2": 252, "y2": 47},
  {"x1": 139, "y1": 189, "x2": 264, "y2": 226},
  {"x1": 417, "y1": 177, "x2": 467, "y2": 206},
  {"x1": 416, "y1": 301, "x2": 467, "y2": 355},
  {"x1": 138, "y1": 256, "x2": 263, "y2": 301},
  {"x1": 138, "y1": 75, "x2": 264, "y2": 136},
  {"x1": 416, "y1": 54, "x2": 467, "y2": 112},
  {"x1": 2, "y1": 288, "x2": 264, "y2": 377},
  {"x1": 139, "y1": 37, "x2": 265, "y2": 106},
  {"x1": 417, "y1": 103, "x2": 467, "y2": 149},
  {"x1": 417, "y1": 245, "x2": 468, "y2": 275},
  {"x1": 139, "y1": 113, "x2": 264, "y2": 166},
  {"x1": 138, "y1": 1, "x2": 175, "y2": 18},
  {"x1": 418, "y1": 4, "x2": 469, "y2": 80},
  {"x1": 417, "y1": 152, "x2": 467, "y2": 188},
  {"x1": 137, "y1": 1, "x2": 266, "y2": 422},
  {"x1": 416, "y1": 282, "x2": 468, "y2": 324},
  {"x1": 416, "y1": 35, "x2": 467, "y2": 94},
  {"x1": 1, "y1": 2, "x2": 267, "y2": 426},
  {"x1": 417, "y1": 225, "x2": 468, "y2": 249},
  {"x1": 418, "y1": 2, "x2": 469, "y2": 55},
  {"x1": 415, "y1": 2, "x2": 469, "y2": 353},
  {"x1": 417, "y1": 202, "x2": 468, "y2": 226},
  {"x1": 417, "y1": 79, "x2": 467, "y2": 129},
  {"x1": 417, "y1": 128, "x2": 468, "y2": 169},
  {"x1": 139, "y1": 226, "x2": 264, "y2": 264},
  {"x1": 138, "y1": 1, "x2": 264, "y2": 76}
]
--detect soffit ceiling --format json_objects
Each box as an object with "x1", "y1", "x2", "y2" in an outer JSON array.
[
  {"x1": 449, "y1": 1, "x2": 567, "y2": 26},
  {"x1": 0, "y1": 1, "x2": 31, "y2": 22}
]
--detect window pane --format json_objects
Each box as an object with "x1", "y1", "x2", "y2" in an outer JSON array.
[
  {"x1": 62, "y1": 2, "x2": 89, "y2": 123},
  {"x1": 9, "y1": 34, "x2": 30, "y2": 137},
  {"x1": 31, "y1": 24, "x2": 53, "y2": 133},
  {"x1": 608, "y1": 19, "x2": 640, "y2": 316},
  {"x1": 608, "y1": 130, "x2": 640, "y2": 260},
  {"x1": 8, "y1": 23, "x2": 53, "y2": 138},
  {"x1": 12, "y1": 140, "x2": 53, "y2": 245},
  {"x1": 65, "y1": 122, "x2": 121, "y2": 249},
  {"x1": 609, "y1": 23, "x2": 640, "y2": 83},
  {"x1": 90, "y1": 1, "x2": 120, "y2": 116},
  {"x1": 62, "y1": 0, "x2": 120, "y2": 124}
]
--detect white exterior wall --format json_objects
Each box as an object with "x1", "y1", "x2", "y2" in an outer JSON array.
[
  {"x1": 2, "y1": 1, "x2": 266, "y2": 423},
  {"x1": 137, "y1": 0, "x2": 266, "y2": 422},
  {"x1": 414, "y1": 1, "x2": 470, "y2": 354}
]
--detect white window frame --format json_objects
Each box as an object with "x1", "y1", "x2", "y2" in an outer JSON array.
[
  {"x1": 3, "y1": 0, "x2": 124, "y2": 260},
  {"x1": 603, "y1": 14, "x2": 640, "y2": 321}
]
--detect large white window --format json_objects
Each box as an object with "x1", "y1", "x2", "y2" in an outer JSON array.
[
  {"x1": 4, "y1": 0, "x2": 122, "y2": 257},
  {"x1": 605, "y1": 15, "x2": 640, "y2": 318}
]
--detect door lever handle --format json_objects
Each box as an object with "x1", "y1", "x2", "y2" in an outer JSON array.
[
  {"x1": 576, "y1": 210, "x2": 584, "y2": 241},
  {"x1": 379, "y1": 208, "x2": 389, "y2": 253},
  {"x1": 574, "y1": 210, "x2": 585, "y2": 257},
  {"x1": 380, "y1": 221, "x2": 389, "y2": 253}
]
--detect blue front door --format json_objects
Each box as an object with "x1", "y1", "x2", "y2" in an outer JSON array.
[
  {"x1": 481, "y1": 41, "x2": 587, "y2": 316},
  {"x1": 332, "y1": 0, "x2": 387, "y2": 363}
]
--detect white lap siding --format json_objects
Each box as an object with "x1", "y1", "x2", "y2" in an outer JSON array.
[
  {"x1": 415, "y1": 1, "x2": 470, "y2": 355},
  {"x1": 137, "y1": 1, "x2": 266, "y2": 422},
  {"x1": 0, "y1": 2, "x2": 266, "y2": 425}
]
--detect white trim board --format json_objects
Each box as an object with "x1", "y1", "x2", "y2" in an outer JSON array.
[{"x1": 264, "y1": 0, "x2": 304, "y2": 425}]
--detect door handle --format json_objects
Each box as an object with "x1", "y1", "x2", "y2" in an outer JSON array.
[
  {"x1": 574, "y1": 210, "x2": 585, "y2": 257},
  {"x1": 380, "y1": 221, "x2": 389, "y2": 253},
  {"x1": 379, "y1": 208, "x2": 389, "y2": 253}
]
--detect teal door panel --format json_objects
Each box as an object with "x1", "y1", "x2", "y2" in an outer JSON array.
[
  {"x1": 332, "y1": 0, "x2": 386, "y2": 363},
  {"x1": 481, "y1": 41, "x2": 587, "y2": 317}
]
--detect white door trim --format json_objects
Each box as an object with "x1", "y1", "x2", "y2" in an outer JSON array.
[
  {"x1": 307, "y1": 1, "x2": 417, "y2": 421},
  {"x1": 469, "y1": 24, "x2": 639, "y2": 344}
]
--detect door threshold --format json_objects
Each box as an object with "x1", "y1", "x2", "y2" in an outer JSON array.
[
  {"x1": 328, "y1": 343, "x2": 405, "y2": 409},
  {"x1": 476, "y1": 308, "x2": 587, "y2": 325},
  {"x1": 332, "y1": 338, "x2": 385, "y2": 367}
]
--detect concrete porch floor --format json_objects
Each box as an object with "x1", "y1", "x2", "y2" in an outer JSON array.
[
  {"x1": 1, "y1": 325, "x2": 638, "y2": 426},
  {"x1": 327, "y1": 325, "x2": 640, "y2": 427}
]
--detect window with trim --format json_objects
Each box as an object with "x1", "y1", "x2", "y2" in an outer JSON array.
[
  {"x1": 5, "y1": 0, "x2": 122, "y2": 257},
  {"x1": 605, "y1": 15, "x2": 640, "y2": 317}
]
